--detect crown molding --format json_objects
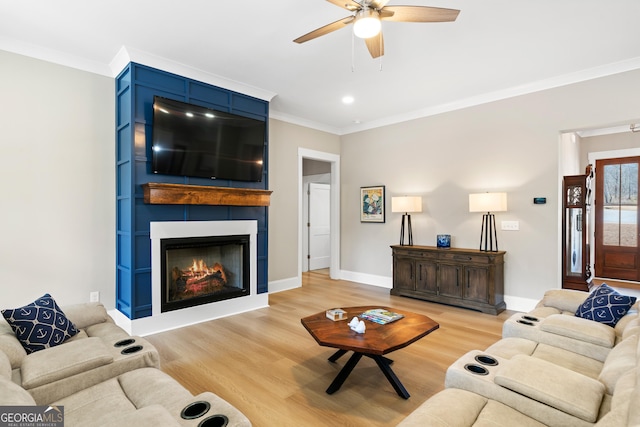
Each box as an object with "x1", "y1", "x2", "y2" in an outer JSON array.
[
  {"x1": 3, "y1": 36, "x2": 640, "y2": 136},
  {"x1": 109, "y1": 46, "x2": 276, "y2": 102},
  {"x1": 338, "y1": 56, "x2": 640, "y2": 135},
  {"x1": 269, "y1": 110, "x2": 341, "y2": 135},
  {"x1": 0, "y1": 36, "x2": 111, "y2": 76}
]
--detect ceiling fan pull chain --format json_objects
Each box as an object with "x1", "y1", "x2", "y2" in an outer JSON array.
[
  {"x1": 379, "y1": 35, "x2": 383, "y2": 71},
  {"x1": 351, "y1": 30, "x2": 356, "y2": 72}
]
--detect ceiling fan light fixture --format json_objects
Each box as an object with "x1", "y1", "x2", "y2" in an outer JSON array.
[{"x1": 353, "y1": 8, "x2": 381, "y2": 39}]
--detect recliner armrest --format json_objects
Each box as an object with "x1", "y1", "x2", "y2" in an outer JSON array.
[
  {"x1": 540, "y1": 314, "x2": 615, "y2": 347},
  {"x1": 495, "y1": 354, "x2": 605, "y2": 423},
  {"x1": 96, "y1": 404, "x2": 181, "y2": 427},
  {"x1": 538, "y1": 289, "x2": 591, "y2": 313},
  {"x1": 61, "y1": 302, "x2": 110, "y2": 330},
  {"x1": 20, "y1": 337, "x2": 113, "y2": 389}
]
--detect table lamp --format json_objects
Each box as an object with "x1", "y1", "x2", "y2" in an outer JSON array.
[
  {"x1": 469, "y1": 192, "x2": 507, "y2": 252},
  {"x1": 391, "y1": 196, "x2": 422, "y2": 246}
]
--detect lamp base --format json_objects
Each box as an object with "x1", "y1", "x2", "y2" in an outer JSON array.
[
  {"x1": 400, "y1": 214, "x2": 413, "y2": 246},
  {"x1": 479, "y1": 213, "x2": 498, "y2": 252}
]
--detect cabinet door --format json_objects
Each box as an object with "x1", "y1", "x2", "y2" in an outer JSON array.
[
  {"x1": 438, "y1": 263, "x2": 462, "y2": 298},
  {"x1": 394, "y1": 257, "x2": 415, "y2": 291},
  {"x1": 463, "y1": 266, "x2": 490, "y2": 303},
  {"x1": 416, "y1": 260, "x2": 437, "y2": 295}
]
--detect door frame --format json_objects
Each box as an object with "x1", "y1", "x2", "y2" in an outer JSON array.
[
  {"x1": 298, "y1": 148, "x2": 341, "y2": 280},
  {"x1": 588, "y1": 148, "x2": 640, "y2": 280}
]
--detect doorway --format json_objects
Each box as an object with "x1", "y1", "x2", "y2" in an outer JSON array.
[
  {"x1": 583, "y1": 137, "x2": 640, "y2": 286},
  {"x1": 594, "y1": 157, "x2": 640, "y2": 281},
  {"x1": 302, "y1": 159, "x2": 331, "y2": 272},
  {"x1": 298, "y1": 148, "x2": 341, "y2": 281}
]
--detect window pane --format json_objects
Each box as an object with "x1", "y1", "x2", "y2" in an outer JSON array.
[
  {"x1": 603, "y1": 163, "x2": 638, "y2": 247},
  {"x1": 603, "y1": 164, "x2": 621, "y2": 246},
  {"x1": 620, "y1": 163, "x2": 637, "y2": 247}
]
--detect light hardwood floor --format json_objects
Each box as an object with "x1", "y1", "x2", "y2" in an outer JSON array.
[{"x1": 146, "y1": 271, "x2": 516, "y2": 427}]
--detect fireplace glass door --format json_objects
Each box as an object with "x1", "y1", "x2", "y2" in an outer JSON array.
[{"x1": 160, "y1": 235, "x2": 250, "y2": 312}]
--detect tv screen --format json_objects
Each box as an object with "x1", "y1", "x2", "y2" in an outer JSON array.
[{"x1": 151, "y1": 96, "x2": 265, "y2": 182}]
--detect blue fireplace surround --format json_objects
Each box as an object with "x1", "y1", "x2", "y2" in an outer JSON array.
[{"x1": 115, "y1": 63, "x2": 269, "y2": 320}]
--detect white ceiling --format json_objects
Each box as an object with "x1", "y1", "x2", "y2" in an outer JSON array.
[{"x1": 2, "y1": 0, "x2": 640, "y2": 135}]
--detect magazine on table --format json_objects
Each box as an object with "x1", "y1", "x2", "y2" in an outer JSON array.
[{"x1": 360, "y1": 308, "x2": 404, "y2": 324}]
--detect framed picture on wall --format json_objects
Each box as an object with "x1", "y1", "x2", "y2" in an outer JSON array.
[{"x1": 361, "y1": 185, "x2": 385, "y2": 223}]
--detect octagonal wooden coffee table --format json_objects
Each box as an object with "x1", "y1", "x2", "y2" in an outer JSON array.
[{"x1": 301, "y1": 306, "x2": 439, "y2": 399}]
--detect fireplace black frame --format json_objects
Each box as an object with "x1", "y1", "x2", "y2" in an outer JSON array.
[{"x1": 160, "y1": 234, "x2": 250, "y2": 313}]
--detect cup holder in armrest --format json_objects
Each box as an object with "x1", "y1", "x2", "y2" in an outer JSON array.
[
  {"x1": 181, "y1": 401, "x2": 211, "y2": 420},
  {"x1": 198, "y1": 414, "x2": 229, "y2": 427},
  {"x1": 474, "y1": 355, "x2": 498, "y2": 366},
  {"x1": 114, "y1": 338, "x2": 136, "y2": 347},
  {"x1": 516, "y1": 320, "x2": 535, "y2": 326},
  {"x1": 120, "y1": 345, "x2": 143, "y2": 355},
  {"x1": 521, "y1": 315, "x2": 539, "y2": 322},
  {"x1": 464, "y1": 364, "x2": 489, "y2": 375}
]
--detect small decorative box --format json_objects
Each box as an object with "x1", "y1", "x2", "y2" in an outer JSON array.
[
  {"x1": 326, "y1": 308, "x2": 347, "y2": 321},
  {"x1": 437, "y1": 234, "x2": 451, "y2": 249}
]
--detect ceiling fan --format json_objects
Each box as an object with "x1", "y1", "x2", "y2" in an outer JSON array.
[{"x1": 293, "y1": 0, "x2": 460, "y2": 58}]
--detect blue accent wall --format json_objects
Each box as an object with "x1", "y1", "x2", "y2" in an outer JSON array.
[{"x1": 115, "y1": 63, "x2": 269, "y2": 320}]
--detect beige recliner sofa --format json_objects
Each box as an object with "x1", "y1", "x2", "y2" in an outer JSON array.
[
  {"x1": 398, "y1": 288, "x2": 640, "y2": 426},
  {"x1": 0, "y1": 301, "x2": 251, "y2": 426},
  {"x1": 502, "y1": 289, "x2": 639, "y2": 362},
  {"x1": 0, "y1": 301, "x2": 160, "y2": 404}
]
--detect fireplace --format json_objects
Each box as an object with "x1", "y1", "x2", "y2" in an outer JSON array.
[
  {"x1": 108, "y1": 220, "x2": 269, "y2": 337},
  {"x1": 161, "y1": 235, "x2": 250, "y2": 313}
]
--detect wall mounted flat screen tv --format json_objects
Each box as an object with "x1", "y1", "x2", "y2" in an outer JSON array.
[{"x1": 151, "y1": 96, "x2": 265, "y2": 182}]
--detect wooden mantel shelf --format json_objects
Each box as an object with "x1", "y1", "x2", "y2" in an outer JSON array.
[{"x1": 142, "y1": 183, "x2": 272, "y2": 207}]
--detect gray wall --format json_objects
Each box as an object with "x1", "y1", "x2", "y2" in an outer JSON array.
[
  {"x1": 340, "y1": 69, "x2": 640, "y2": 303},
  {"x1": 0, "y1": 50, "x2": 115, "y2": 308},
  {"x1": 268, "y1": 119, "x2": 340, "y2": 281},
  {"x1": 3, "y1": 47, "x2": 640, "y2": 311},
  {"x1": 580, "y1": 131, "x2": 640, "y2": 169},
  {"x1": 303, "y1": 158, "x2": 331, "y2": 176}
]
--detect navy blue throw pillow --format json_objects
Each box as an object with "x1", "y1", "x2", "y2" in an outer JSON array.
[
  {"x1": 575, "y1": 284, "x2": 637, "y2": 327},
  {"x1": 2, "y1": 294, "x2": 78, "y2": 354}
]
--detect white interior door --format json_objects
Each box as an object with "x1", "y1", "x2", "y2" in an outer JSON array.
[{"x1": 308, "y1": 183, "x2": 331, "y2": 270}]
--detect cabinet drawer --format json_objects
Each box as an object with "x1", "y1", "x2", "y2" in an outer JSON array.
[
  {"x1": 439, "y1": 253, "x2": 490, "y2": 264},
  {"x1": 400, "y1": 250, "x2": 438, "y2": 259},
  {"x1": 393, "y1": 248, "x2": 438, "y2": 259}
]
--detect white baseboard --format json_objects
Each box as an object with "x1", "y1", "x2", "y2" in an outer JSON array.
[
  {"x1": 108, "y1": 293, "x2": 269, "y2": 336},
  {"x1": 339, "y1": 270, "x2": 392, "y2": 288},
  {"x1": 338, "y1": 270, "x2": 537, "y2": 313},
  {"x1": 268, "y1": 276, "x2": 300, "y2": 294},
  {"x1": 503, "y1": 295, "x2": 538, "y2": 313}
]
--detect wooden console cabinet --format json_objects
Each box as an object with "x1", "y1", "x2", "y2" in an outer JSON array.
[{"x1": 391, "y1": 245, "x2": 506, "y2": 315}]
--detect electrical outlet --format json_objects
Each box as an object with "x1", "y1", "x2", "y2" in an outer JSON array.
[
  {"x1": 90, "y1": 291, "x2": 100, "y2": 302},
  {"x1": 501, "y1": 221, "x2": 520, "y2": 231}
]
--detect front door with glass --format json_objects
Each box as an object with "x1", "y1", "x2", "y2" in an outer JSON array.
[{"x1": 595, "y1": 157, "x2": 640, "y2": 282}]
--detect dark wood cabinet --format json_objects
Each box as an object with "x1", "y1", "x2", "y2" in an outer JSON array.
[{"x1": 391, "y1": 245, "x2": 506, "y2": 315}]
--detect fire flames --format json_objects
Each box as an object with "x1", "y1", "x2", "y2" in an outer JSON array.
[
  {"x1": 169, "y1": 259, "x2": 228, "y2": 300},
  {"x1": 188, "y1": 259, "x2": 227, "y2": 284}
]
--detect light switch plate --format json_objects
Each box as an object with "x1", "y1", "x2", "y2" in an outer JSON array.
[{"x1": 501, "y1": 220, "x2": 519, "y2": 231}]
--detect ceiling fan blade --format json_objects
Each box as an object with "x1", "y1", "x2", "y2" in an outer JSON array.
[
  {"x1": 325, "y1": 0, "x2": 362, "y2": 11},
  {"x1": 294, "y1": 16, "x2": 355, "y2": 43},
  {"x1": 365, "y1": 31, "x2": 384, "y2": 58},
  {"x1": 381, "y1": 6, "x2": 460, "y2": 22},
  {"x1": 370, "y1": 0, "x2": 391, "y2": 10}
]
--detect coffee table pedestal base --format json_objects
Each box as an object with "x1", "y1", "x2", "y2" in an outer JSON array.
[{"x1": 326, "y1": 349, "x2": 410, "y2": 399}]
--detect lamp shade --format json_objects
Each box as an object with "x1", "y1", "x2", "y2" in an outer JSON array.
[
  {"x1": 353, "y1": 9, "x2": 381, "y2": 39},
  {"x1": 392, "y1": 196, "x2": 422, "y2": 213},
  {"x1": 469, "y1": 192, "x2": 507, "y2": 213}
]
